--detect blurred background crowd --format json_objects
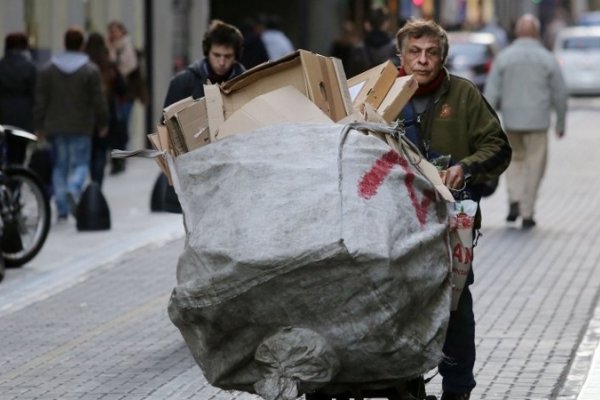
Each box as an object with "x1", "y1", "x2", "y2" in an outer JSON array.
[{"x1": 0, "y1": 0, "x2": 598, "y2": 152}]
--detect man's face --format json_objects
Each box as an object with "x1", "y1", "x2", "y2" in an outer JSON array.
[
  {"x1": 401, "y1": 35, "x2": 444, "y2": 86},
  {"x1": 208, "y1": 44, "x2": 236, "y2": 77}
]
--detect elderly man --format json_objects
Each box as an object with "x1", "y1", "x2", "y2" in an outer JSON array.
[
  {"x1": 484, "y1": 14, "x2": 568, "y2": 229},
  {"x1": 396, "y1": 18, "x2": 512, "y2": 400}
]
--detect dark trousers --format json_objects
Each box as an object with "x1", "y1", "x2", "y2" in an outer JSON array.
[
  {"x1": 439, "y1": 267, "x2": 476, "y2": 394},
  {"x1": 6, "y1": 134, "x2": 28, "y2": 165},
  {"x1": 90, "y1": 135, "x2": 109, "y2": 187}
]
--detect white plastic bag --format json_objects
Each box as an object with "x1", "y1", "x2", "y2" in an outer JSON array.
[{"x1": 448, "y1": 199, "x2": 477, "y2": 310}]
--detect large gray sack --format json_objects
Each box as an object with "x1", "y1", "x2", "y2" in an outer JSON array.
[{"x1": 167, "y1": 123, "x2": 452, "y2": 399}]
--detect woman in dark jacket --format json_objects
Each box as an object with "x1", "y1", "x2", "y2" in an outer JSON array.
[{"x1": 85, "y1": 32, "x2": 127, "y2": 187}]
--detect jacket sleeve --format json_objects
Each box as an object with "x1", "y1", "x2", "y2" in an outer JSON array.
[
  {"x1": 163, "y1": 71, "x2": 196, "y2": 109},
  {"x1": 90, "y1": 67, "x2": 109, "y2": 129},
  {"x1": 460, "y1": 88, "x2": 512, "y2": 184},
  {"x1": 482, "y1": 58, "x2": 501, "y2": 109},
  {"x1": 33, "y1": 68, "x2": 48, "y2": 132}
]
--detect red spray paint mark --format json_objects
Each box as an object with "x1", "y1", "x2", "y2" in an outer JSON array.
[
  {"x1": 358, "y1": 150, "x2": 436, "y2": 226},
  {"x1": 358, "y1": 150, "x2": 401, "y2": 199}
]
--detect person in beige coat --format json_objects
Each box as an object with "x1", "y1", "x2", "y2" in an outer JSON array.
[
  {"x1": 106, "y1": 20, "x2": 139, "y2": 174},
  {"x1": 484, "y1": 14, "x2": 568, "y2": 229}
]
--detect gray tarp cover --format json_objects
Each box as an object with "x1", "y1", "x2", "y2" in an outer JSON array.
[{"x1": 167, "y1": 123, "x2": 452, "y2": 400}]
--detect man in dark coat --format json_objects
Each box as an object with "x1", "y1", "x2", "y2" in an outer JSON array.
[
  {"x1": 348, "y1": 7, "x2": 399, "y2": 76},
  {"x1": 163, "y1": 19, "x2": 245, "y2": 107},
  {"x1": 0, "y1": 32, "x2": 37, "y2": 165},
  {"x1": 34, "y1": 27, "x2": 108, "y2": 221}
]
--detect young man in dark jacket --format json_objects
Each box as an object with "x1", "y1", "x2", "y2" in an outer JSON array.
[
  {"x1": 163, "y1": 19, "x2": 245, "y2": 108},
  {"x1": 396, "y1": 18, "x2": 512, "y2": 400},
  {"x1": 34, "y1": 27, "x2": 108, "y2": 221}
]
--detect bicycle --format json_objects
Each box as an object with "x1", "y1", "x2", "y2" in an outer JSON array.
[{"x1": 0, "y1": 125, "x2": 51, "y2": 279}]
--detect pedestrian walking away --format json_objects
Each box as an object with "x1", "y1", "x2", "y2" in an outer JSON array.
[
  {"x1": 484, "y1": 13, "x2": 568, "y2": 229},
  {"x1": 33, "y1": 27, "x2": 108, "y2": 222},
  {"x1": 85, "y1": 32, "x2": 127, "y2": 188},
  {"x1": 395, "y1": 18, "x2": 512, "y2": 399}
]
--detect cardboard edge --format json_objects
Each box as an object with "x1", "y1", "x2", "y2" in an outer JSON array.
[
  {"x1": 221, "y1": 50, "x2": 305, "y2": 93},
  {"x1": 331, "y1": 57, "x2": 354, "y2": 119},
  {"x1": 204, "y1": 84, "x2": 225, "y2": 141}
]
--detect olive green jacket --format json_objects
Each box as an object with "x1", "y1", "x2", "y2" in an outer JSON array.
[
  {"x1": 409, "y1": 69, "x2": 512, "y2": 189},
  {"x1": 402, "y1": 69, "x2": 512, "y2": 228}
]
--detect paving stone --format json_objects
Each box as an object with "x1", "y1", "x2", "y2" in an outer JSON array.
[{"x1": 2, "y1": 99, "x2": 600, "y2": 399}]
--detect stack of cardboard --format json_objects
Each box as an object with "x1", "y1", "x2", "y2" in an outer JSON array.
[
  {"x1": 148, "y1": 51, "x2": 419, "y2": 181},
  {"x1": 347, "y1": 60, "x2": 418, "y2": 121}
]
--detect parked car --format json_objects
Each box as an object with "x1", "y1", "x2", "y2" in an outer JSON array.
[
  {"x1": 576, "y1": 11, "x2": 600, "y2": 26},
  {"x1": 553, "y1": 26, "x2": 600, "y2": 95},
  {"x1": 446, "y1": 31, "x2": 499, "y2": 91}
]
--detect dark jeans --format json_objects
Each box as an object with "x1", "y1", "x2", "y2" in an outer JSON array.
[{"x1": 439, "y1": 267, "x2": 476, "y2": 394}]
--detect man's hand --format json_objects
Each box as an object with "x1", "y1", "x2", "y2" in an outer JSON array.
[{"x1": 443, "y1": 164, "x2": 465, "y2": 190}]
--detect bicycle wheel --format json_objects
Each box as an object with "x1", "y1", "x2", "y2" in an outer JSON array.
[{"x1": 2, "y1": 166, "x2": 51, "y2": 267}]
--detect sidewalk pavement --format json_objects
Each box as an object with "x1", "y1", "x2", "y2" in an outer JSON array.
[
  {"x1": 0, "y1": 157, "x2": 185, "y2": 316},
  {"x1": 1, "y1": 100, "x2": 600, "y2": 399}
]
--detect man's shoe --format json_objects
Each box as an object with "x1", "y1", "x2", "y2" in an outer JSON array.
[
  {"x1": 441, "y1": 392, "x2": 470, "y2": 400},
  {"x1": 522, "y1": 218, "x2": 536, "y2": 229},
  {"x1": 506, "y1": 202, "x2": 519, "y2": 222}
]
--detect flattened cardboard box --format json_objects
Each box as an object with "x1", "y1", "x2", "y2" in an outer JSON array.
[
  {"x1": 207, "y1": 50, "x2": 353, "y2": 135},
  {"x1": 176, "y1": 98, "x2": 210, "y2": 151},
  {"x1": 216, "y1": 86, "x2": 333, "y2": 139},
  {"x1": 162, "y1": 96, "x2": 210, "y2": 155},
  {"x1": 377, "y1": 75, "x2": 418, "y2": 122},
  {"x1": 348, "y1": 60, "x2": 398, "y2": 110}
]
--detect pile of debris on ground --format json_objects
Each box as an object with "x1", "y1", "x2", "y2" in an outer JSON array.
[{"x1": 146, "y1": 51, "x2": 457, "y2": 400}]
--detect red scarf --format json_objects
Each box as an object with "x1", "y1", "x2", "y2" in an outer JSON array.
[{"x1": 398, "y1": 66, "x2": 445, "y2": 96}]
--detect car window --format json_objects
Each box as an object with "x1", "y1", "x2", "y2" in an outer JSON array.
[
  {"x1": 449, "y1": 43, "x2": 489, "y2": 57},
  {"x1": 562, "y1": 36, "x2": 600, "y2": 50},
  {"x1": 577, "y1": 13, "x2": 600, "y2": 26}
]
